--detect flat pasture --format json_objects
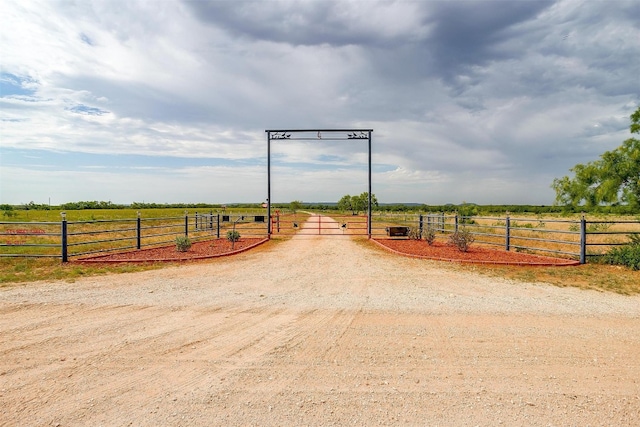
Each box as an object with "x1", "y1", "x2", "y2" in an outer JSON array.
[{"x1": 1, "y1": 210, "x2": 638, "y2": 294}]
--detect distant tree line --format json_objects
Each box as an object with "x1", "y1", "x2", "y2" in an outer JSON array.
[
  {"x1": 1, "y1": 201, "x2": 267, "y2": 211},
  {"x1": 2, "y1": 200, "x2": 636, "y2": 216}
]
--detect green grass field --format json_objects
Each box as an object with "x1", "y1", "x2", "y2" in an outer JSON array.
[{"x1": 3, "y1": 207, "x2": 267, "y2": 222}]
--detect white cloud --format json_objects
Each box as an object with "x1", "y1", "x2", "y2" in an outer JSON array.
[{"x1": 1, "y1": 0, "x2": 638, "y2": 205}]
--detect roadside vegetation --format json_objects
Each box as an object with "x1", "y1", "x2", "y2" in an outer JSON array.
[
  {"x1": 0, "y1": 257, "x2": 166, "y2": 285},
  {"x1": 457, "y1": 262, "x2": 639, "y2": 296},
  {"x1": 1, "y1": 223, "x2": 638, "y2": 295}
]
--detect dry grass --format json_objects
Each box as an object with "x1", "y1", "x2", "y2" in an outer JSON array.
[
  {"x1": 2, "y1": 212, "x2": 639, "y2": 295},
  {"x1": 455, "y1": 262, "x2": 640, "y2": 295},
  {"x1": 2, "y1": 239, "x2": 639, "y2": 295},
  {"x1": 358, "y1": 237, "x2": 640, "y2": 295},
  {"x1": 0, "y1": 257, "x2": 166, "y2": 286}
]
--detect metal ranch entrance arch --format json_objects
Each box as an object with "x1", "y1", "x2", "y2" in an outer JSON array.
[{"x1": 265, "y1": 129, "x2": 373, "y2": 237}]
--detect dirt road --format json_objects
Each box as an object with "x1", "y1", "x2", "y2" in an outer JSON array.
[{"x1": 2, "y1": 219, "x2": 639, "y2": 426}]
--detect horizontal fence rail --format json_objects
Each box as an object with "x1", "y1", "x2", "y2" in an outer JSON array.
[
  {"x1": 0, "y1": 221, "x2": 62, "y2": 258},
  {"x1": 1, "y1": 212, "x2": 269, "y2": 262},
  {"x1": 1, "y1": 212, "x2": 639, "y2": 264},
  {"x1": 370, "y1": 213, "x2": 640, "y2": 264},
  {"x1": 270, "y1": 212, "x2": 368, "y2": 236}
]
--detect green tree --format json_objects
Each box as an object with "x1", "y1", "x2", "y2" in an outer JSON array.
[
  {"x1": 1, "y1": 204, "x2": 17, "y2": 218},
  {"x1": 289, "y1": 200, "x2": 303, "y2": 213},
  {"x1": 337, "y1": 193, "x2": 378, "y2": 214},
  {"x1": 337, "y1": 194, "x2": 353, "y2": 213},
  {"x1": 353, "y1": 192, "x2": 378, "y2": 213},
  {"x1": 552, "y1": 107, "x2": 640, "y2": 209}
]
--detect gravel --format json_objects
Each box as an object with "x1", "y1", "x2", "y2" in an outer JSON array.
[{"x1": 1, "y1": 214, "x2": 639, "y2": 426}]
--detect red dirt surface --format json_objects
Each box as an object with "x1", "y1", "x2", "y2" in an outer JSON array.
[
  {"x1": 374, "y1": 239, "x2": 580, "y2": 266},
  {"x1": 78, "y1": 236, "x2": 577, "y2": 266},
  {"x1": 77, "y1": 238, "x2": 268, "y2": 263}
]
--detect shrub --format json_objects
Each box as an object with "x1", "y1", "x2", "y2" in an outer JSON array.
[
  {"x1": 176, "y1": 236, "x2": 191, "y2": 252},
  {"x1": 511, "y1": 221, "x2": 534, "y2": 229},
  {"x1": 408, "y1": 227, "x2": 421, "y2": 240},
  {"x1": 424, "y1": 226, "x2": 436, "y2": 245},
  {"x1": 448, "y1": 228, "x2": 475, "y2": 252},
  {"x1": 588, "y1": 222, "x2": 612, "y2": 232},
  {"x1": 226, "y1": 230, "x2": 241, "y2": 242},
  {"x1": 602, "y1": 236, "x2": 640, "y2": 270},
  {"x1": 458, "y1": 203, "x2": 478, "y2": 224}
]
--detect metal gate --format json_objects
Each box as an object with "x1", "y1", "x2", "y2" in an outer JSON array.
[{"x1": 270, "y1": 213, "x2": 369, "y2": 237}]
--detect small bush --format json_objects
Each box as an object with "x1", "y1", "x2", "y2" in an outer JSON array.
[
  {"x1": 226, "y1": 230, "x2": 241, "y2": 242},
  {"x1": 588, "y1": 222, "x2": 612, "y2": 232},
  {"x1": 511, "y1": 221, "x2": 534, "y2": 229},
  {"x1": 408, "y1": 227, "x2": 421, "y2": 240},
  {"x1": 602, "y1": 237, "x2": 640, "y2": 270},
  {"x1": 424, "y1": 226, "x2": 436, "y2": 245},
  {"x1": 176, "y1": 236, "x2": 191, "y2": 252},
  {"x1": 448, "y1": 228, "x2": 475, "y2": 252}
]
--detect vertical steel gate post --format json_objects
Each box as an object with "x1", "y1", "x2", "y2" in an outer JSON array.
[
  {"x1": 267, "y1": 131, "x2": 271, "y2": 237},
  {"x1": 368, "y1": 131, "x2": 372, "y2": 238},
  {"x1": 419, "y1": 214, "x2": 424, "y2": 239},
  {"x1": 217, "y1": 213, "x2": 220, "y2": 239},
  {"x1": 61, "y1": 212, "x2": 68, "y2": 263},
  {"x1": 580, "y1": 214, "x2": 586, "y2": 264},
  {"x1": 185, "y1": 213, "x2": 189, "y2": 237},
  {"x1": 137, "y1": 211, "x2": 141, "y2": 250},
  {"x1": 505, "y1": 212, "x2": 511, "y2": 251}
]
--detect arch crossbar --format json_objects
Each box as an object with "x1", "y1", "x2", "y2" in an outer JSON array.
[{"x1": 265, "y1": 129, "x2": 373, "y2": 237}]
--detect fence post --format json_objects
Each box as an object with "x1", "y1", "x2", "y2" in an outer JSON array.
[
  {"x1": 580, "y1": 214, "x2": 586, "y2": 264},
  {"x1": 137, "y1": 211, "x2": 141, "y2": 250},
  {"x1": 505, "y1": 212, "x2": 511, "y2": 251},
  {"x1": 209, "y1": 210, "x2": 213, "y2": 231},
  {"x1": 216, "y1": 213, "x2": 220, "y2": 238},
  {"x1": 419, "y1": 214, "x2": 423, "y2": 239},
  {"x1": 454, "y1": 212, "x2": 459, "y2": 233},
  {"x1": 61, "y1": 212, "x2": 68, "y2": 263},
  {"x1": 185, "y1": 213, "x2": 189, "y2": 237}
]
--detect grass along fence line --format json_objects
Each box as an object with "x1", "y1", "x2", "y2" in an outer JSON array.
[
  {"x1": 1, "y1": 210, "x2": 638, "y2": 293},
  {"x1": 1, "y1": 211, "x2": 270, "y2": 261},
  {"x1": 3, "y1": 210, "x2": 639, "y2": 264},
  {"x1": 369, "y1": 212, "x2": 640, "y2": 263}
]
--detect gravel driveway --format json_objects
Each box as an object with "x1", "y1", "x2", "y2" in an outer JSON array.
[{"x1": 2, "y1": 221, "x2": 639, "y2": 426}]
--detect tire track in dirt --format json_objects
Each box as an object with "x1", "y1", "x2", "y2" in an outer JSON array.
[{"x1": 1, "y1": 224, "x2": 640, "y2": 426}]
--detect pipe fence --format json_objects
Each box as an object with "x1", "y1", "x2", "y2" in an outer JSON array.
[
  {"x1": 370, "y1": 213, "x2": 640, "y2": 263},
  {"x1": 1, "y1": 212, "x2": 268, "y2": 262},
  {"x1": 2, "y1": 212, "x2": 639, "y2": 264}
]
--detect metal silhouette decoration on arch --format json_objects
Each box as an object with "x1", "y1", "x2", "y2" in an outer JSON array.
[{"x1": 265, "y1": 129, "x2": 373, "y2": 237}]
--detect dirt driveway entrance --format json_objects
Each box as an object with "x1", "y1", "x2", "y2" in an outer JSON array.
[{"x1": 1, "y1": 231, "x2": 639, "y2": 426}]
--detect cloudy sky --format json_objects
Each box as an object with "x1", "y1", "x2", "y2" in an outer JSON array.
[{"x1": 1, "y1": 0, "x2": 638, "y2": 206}]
